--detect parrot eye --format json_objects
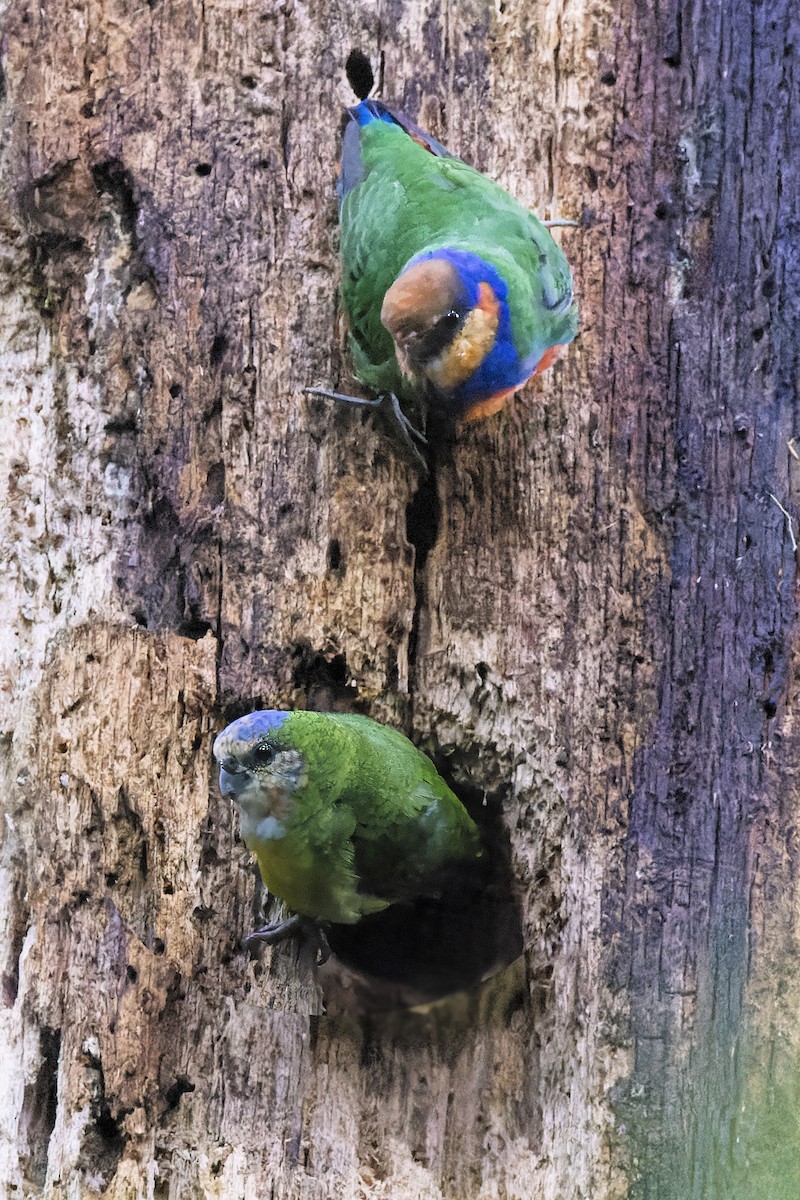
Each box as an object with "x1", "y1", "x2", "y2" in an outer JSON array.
[
  {"x1": 412, "y1": 309, "x2": 465, "y2": 362},
  {"x1": 251, "y1": 743, "x2": 275, "y2": 768}
]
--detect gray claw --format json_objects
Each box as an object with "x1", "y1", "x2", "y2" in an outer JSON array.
[
  {"x1": 243, "y1": 913, "x2": 303, "y2": 947},
  {"x1": 305, "y1": 386, "x2": 428, "y2": 471},
  {"x1": 243, "y1": 912, "x2": 331, "y2": 965}
]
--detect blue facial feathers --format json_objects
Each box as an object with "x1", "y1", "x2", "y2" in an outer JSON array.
[{"x1": 219, "y1": 710, "x2": 290, "y2": 748}]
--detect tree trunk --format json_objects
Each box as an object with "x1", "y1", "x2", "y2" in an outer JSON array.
[{"x1": 1, "y1": 0, "x2": 798, "y2": 1197}]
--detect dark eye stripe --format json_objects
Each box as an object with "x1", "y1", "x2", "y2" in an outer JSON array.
[{"x1": 413, "y1": 309, "x2": 466, "y2": 361}]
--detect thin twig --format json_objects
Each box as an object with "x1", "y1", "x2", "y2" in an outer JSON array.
[{"x1": 769, "y1": 493, "x2": 798, "y2": 552}]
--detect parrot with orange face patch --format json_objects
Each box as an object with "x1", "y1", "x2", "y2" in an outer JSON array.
[{"x1": 308, "y1": 52, "x2": 578, "y2": 455}]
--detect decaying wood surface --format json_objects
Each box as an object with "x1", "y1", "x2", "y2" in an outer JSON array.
[{"x1": 1, "y1": 0, "x2": 798, "y2": 1196}]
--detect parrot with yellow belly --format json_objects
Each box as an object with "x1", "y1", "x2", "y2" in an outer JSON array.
[
  {"x1": 214, "y1": 709, "x2": 480, "y2": 956},
  {"x1": 308, "y1": 51, "x2": 578, "y2": 454}
]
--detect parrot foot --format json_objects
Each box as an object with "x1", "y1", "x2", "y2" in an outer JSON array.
[
  {"x1": 305, "y1": 387, "x2": 429, "y2": 470},
  {"x1": 243, "y1": 913, "x2": 331, "y2": 965},
  {"x1": 243, "y1": 912, "x2": 303, "y2": 947}
]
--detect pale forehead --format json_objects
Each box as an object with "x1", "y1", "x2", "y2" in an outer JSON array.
[{"x1": 213, "y1": 710, "x2": 290, "y2": 758}]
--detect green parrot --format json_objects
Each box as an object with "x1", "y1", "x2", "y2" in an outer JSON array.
[
  {"x1": 308, "y1": 51, "x2": 578, "y2": 453},
  {"x1": 213, "y1": 709, "x2": 480, "y2": 954}
]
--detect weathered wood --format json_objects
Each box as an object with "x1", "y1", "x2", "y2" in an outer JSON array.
[{"x1": 1, "y1": 0, "x2": 798, "y2": 1197}]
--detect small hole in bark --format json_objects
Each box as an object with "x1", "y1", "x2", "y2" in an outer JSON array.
[
  {"x1": 177, "y1": 616, "x2": 213, "y2": 640},
  {"x1": 763, "y1": 697, "x2": 778, "y2": 718},
  {"x1": 89, "y1": 1103, "x2": 126, "y2": 1169},
  {"x1": 752, "y1": 326, "x2": 765, "y2": 342},
  {"x1": 91, "y1": 159, "x2": 139, "y2": 237},
  {"x1": 386, "y1": 644, "x2": 399, "y2": 691},
  {"x1": 476, "y1": 662, "x2": 490, "y2": 683},
  {"x1": 126, "y1": 965, "x2": 138, "y2": 983},
  {"x1": 205, "y1": 461, "x2": 225, "y2": 507},
  {"x1": 654, "y1": 200, "x2": 670, "y2": 219},
  {"x1": 761, "y1": 276, "x2": 775, "y2": 297},
  {"x1": 105, "y1": 872, "x2": 118, "y2": 886},
  {"x1": 104, "y1": 415, "x2": 136, "y2": 435},
  {"x1": 195, "y1": 162, "x2": 212, "y2": 177},
  {"x1": 600, "y1": 69, "x2": 617, "y2": 84},
  {"x1": 291, "y1": 642, "x2": 354, "y2": 708},
  {"x1": 257, "y1": 158, "x2": 271, "y2": 170},
  {"x1": 326, "y1": 538, "x2": 343, "y2": 573},
  {"x1": 210, "y1": 333, "x2": 228, "y2": 366},
  {"x1": 81, "y1": 101, "x2": 94, "y2": 118},
  {"x1": 152, "y1": 938, "x2": 166, "y2": 955},
  {"x1": 585, "y1": 165, "x2": 599, "y2": 190},
  {"x1": 18, "y1": 1027, "x2": 60, "y2": 1186},
  {"x1": 241, "y1": 75, "x2": 257, "y2": 89},
  {"x1": 164, "y1": 1076, "x2": 195, "y2": 1112},
  {"x1": 346, "y1": 48, "x2": 375, "y2": 100},
  {"x1": 169, "y1": 382, "x2": 182, "y2": 398}
]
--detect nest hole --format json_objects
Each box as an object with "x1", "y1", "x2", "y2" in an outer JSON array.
[{"x1": 319, "y1": 765, "x2": 523, "y2": 1012}]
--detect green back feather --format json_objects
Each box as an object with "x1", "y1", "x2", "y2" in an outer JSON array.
[{"x1": 260, "y1": 711, "x2": 480, "y2": 921}]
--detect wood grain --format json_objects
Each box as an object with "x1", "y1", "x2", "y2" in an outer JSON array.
[{"x1": 1, "y1": 0, "x2": 798, "y2": 1196}]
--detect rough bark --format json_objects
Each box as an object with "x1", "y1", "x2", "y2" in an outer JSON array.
[{"x1": 1, "y1": 0, "x2": 798, "y2": 1198}]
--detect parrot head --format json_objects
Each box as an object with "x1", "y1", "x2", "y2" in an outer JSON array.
[
  {"x1": 380, "y1": 247, "x2": 550, "y2": 414},
  {"x1": 213, "y1": 711, "x2": 306, "y2": 824}
]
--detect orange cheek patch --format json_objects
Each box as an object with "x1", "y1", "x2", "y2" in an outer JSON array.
[
  {"x1": 460, "y1": 342, "x2": 570, "y2": 424},
  {"x1": 476, "y1": 281, "x2": 500, "y2": 319},
  {"x1": 425, "y1": 282, "x2": 500, "y2": 392}
]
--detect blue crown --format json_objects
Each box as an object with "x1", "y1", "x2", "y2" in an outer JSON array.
[{"x1": 223, "y1": 710, "x2": 291, "y2": 743}]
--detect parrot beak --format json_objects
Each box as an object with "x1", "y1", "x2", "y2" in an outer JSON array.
[{"x1": 219, "y1": 761, "x2": 248, "y2": 800}]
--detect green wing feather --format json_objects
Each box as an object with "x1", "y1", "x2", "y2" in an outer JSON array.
[{"x1": 269, "y1": 712, "x2": 480, "y2": 924}]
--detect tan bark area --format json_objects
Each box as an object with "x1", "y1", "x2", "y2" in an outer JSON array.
[{"x1": 1, "y1": 0, "x2": 798, "y2": 1196}]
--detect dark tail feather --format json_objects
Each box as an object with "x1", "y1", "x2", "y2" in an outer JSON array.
[{"x1": 346, "y1": 49, "x2": 374, "y2": 100}]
